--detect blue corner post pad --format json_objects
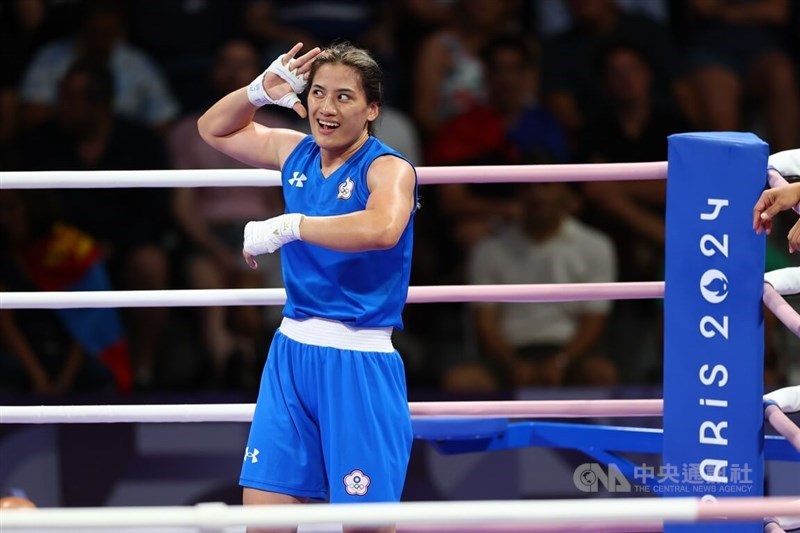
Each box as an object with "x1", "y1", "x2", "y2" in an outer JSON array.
[{"x1": 663, "y1": 132, "x2": 768, "y2": 533}]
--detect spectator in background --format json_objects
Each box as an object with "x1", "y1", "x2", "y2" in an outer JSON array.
[
  {"x1": 243, "y1": 0, "x2": 399, "y2": 102},
  {"x1": 424, "y1": 35, "x2": 567, "y2": 270},
  {"x1": 412, "y1": 0, "x2": 510, "y2": 139},
  {"x1": 0, "y1": 0, "x2": 83, "y2": 163},
  {"x1": 583, "y1": 43, "x2": 690, "y2": 162},
  {"x1": 128, "y1": 0, "x2": 248, "y2": 112},
  {"x1": 169, "y1": 40, "x2": 293, "y2": 386},
  {"x1": 481, "y1": 36, "x2": 568, "y2": 165},
  {"x1": 1, "y1": 0, "x2": 53, "y2": 142},
  {"x1": 15, "y1": 61, "x2": 172, "y2": 390},
  {"x1": 578, "y1": 43, "x2": 690, "y2": 383},
  {"x1": 443, "y1": 182, "x2": 618, "y2": 392},
  {"x1": 0, "y1": 189, "x2": 129, "y2": 394},
  {"x1": 244, "y1": 0, "x2": 392, "y2": 53},
  {"x1": 19, "y1": 0, "x2": 179, "y2": 133},
  {"x1": 407, "y1": 33, "x2": 564, "y2": 381},
  {"x1": 581, "y1": 42, "x2": 690, "y2": 249},
  {"x1": 372, "y1": 106, "x2": 422, "y2": 166},
  {"x1": 791, "y1": 3, "x2": 800, "y2": 71},
  {"x1": 534, "y1": 0, "x2": 672, "y2": 38},
  {"x1": 398, "y1": 0, "x2": 456, "y2": 30},
  {"x1": 684, "y1": 0, "x2": 799, "y2": 151},
  {"x1": 541, "y1": 0, "x2": 696, "y2": 148},
  {"x1": 426, "y1": 35, "x2": 568, "y2": 168},
  {"x1": 392, "y1": 0, "x2": 468, "y2": 110}
]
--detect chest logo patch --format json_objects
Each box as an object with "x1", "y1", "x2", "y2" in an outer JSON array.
[
  {"x1": 337, "y1": 177, "x2": 355, "y2": 200},
  {"x1": 289, "y1": 172, "x2": 307, "y2": 188}
]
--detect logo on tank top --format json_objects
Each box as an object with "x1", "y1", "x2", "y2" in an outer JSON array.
[
  {"x1": 343, "y1": 469, "x2": 370, "y2": 496},
  {"x1": 243, "y1": 447, "x2": 260, "y2": 463},
  {"x1": 289, "y1": 172, "x2": 307, "y2": 188},
  {"x1": 337, "y1": 177, "x2": 355, "y2": 200}
]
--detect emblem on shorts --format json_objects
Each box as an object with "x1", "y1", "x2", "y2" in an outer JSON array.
[
  {"x1": 337, "y1": 177, "x2": 354, "y2": 200},
  {"x1": 343, "y1": 469, "x2": 370, "y2": 496},
  {"x1": 243, "y1": 447, "x2": 260, "y2": 464}
]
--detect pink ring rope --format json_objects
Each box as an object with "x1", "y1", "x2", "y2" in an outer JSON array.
[
  {"x1": 0, "y1": 399, "x2": 665, "y2": 424},
  {"x1": 766, "y1": 404, "x2": 800, "y2": 454},
  {"x1": 0, "y1": 282, "x2": 666, "y2": 310},
  {"x1": 763, "y1": 283, "x2": 800, "y2": 337},
  {"x1": 768, "y1": 168, "x2": 790, "y2": 189},
  {"x1": 418, "y1": 161, "x2": 667, "y2": 184},
  {"x1": 0, "y1": 161, "x2": 668, "y2": 189},
  {"x1": 761, "y1": 282, "x2": 800, "y2": 457},
  {"x1": 0, "y1": 398, "x2": 796, "y2": 424},
  {"x1": 401, "y1": 525, "x2": 662, "y2": 533},
  {"x1": 760, "y1": 284, "x2": 800, "y2": 460},
  {"x1": 410, "y1": 399, "x2": 663, "y2": 418},
  {"x1": 697, "y1": 498, "x2": 800, "y2": 521}
]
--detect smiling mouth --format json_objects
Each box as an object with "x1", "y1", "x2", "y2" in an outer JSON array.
[{"x1": 317, "y1": 119, "x2": 340, "y2": 132}]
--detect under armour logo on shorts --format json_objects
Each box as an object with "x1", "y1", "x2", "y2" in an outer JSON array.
[{"x1": 243, "y1": 447, "x2": 260, "y2": 464}]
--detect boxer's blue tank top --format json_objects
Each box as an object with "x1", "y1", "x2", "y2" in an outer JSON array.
[{"x1": 280, "y1": 135, "x2": 417, "y2": 329}]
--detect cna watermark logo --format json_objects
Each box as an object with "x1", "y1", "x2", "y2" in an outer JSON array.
[
  {"x1": 573, "y1": 462, "x2": 754, "y2": 493},
  {"x1": 573, "y1": 463, "x2": 631, "y2": 493}
]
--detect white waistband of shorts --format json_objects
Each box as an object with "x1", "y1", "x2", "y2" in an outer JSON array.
[{"x1": 279, "y1": 317, "x2": 394, "y2": 353}]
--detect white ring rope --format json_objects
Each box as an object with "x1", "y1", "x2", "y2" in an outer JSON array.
[
  {"x1": 0, "y1": 399, "x2": 664, "y2": 424},
  {"x1": 2, "y1": 497, "x2": 799, "y2": 530},
  {"x1": 402, "y1": 525, "x2": 662, "y2": 533},
  {"x1": 0, "y1": 282, "x2": 665, "y2": 309},
  {"x1": 0, "y1": 162, "x2": 667, "y2": 189}
]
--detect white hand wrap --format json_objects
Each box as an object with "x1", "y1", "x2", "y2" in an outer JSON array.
[
  {"x1": 243, "y1": 213, "x2": 303, "y2": 255},
  {"x1": 772, "y1": 514, "x2": 800, "y2": 531},
  {"x1": 247, "y1": 54, "x2": 308, "y2": 109},
  {"x1": 765, "y1": 267, "x2": 800, "y2": 295},
  {"x1": 764, "y1": 385, "x2": 800, "y2": 414},
  {"x1": 769, "y1": 149, "x2": 800, "y2": 180}
]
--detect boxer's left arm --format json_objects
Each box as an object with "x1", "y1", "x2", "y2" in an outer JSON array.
[
  {"x1": 242, "y1": 156, "x2": 415, "y2": 269},
  {"x1": 299, "y1": 156, "x2": 415, "y2": 251}
]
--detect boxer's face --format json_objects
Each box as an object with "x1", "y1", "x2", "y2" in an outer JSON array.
[{"x1": 307, "y1": 63, "x2": 379, "y2": 152}]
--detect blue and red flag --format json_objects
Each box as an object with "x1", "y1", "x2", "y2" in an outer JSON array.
[{"x1": 18, "y1": 223, "x2": 132, "y2": 392}]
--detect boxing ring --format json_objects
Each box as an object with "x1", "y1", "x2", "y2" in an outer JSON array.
[{"x1": 2, "y1": 134, "x2": 800, "y2": 531}]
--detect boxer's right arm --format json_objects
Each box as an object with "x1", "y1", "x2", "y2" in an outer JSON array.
[
  {"x1": 197, "y1": 42, "x2": 320, "y2": 169},
  {"x1": 753, "y1": 182, "x2": 800, "y2": 236},
  {"x1": 197, "y1": 88, "x2": 292, "y2": 169}
]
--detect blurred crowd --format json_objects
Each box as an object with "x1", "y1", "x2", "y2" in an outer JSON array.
[{"x1": 1, "y1": 0, "x2": 799, "y2": 396}]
